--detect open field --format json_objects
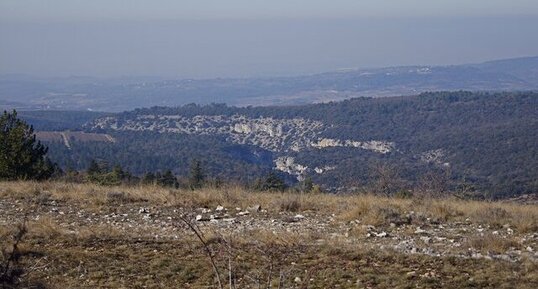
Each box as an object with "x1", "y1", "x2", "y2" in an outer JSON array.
[
  {"x1": 1, "y1": 181, "x2": 537, "y2": 288},
  {"x1": 35, "y1": 131, "x2": 115, "y2": 147}
]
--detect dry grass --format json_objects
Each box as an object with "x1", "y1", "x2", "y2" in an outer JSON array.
[
  {"x1": 465, "y1": 233, "x2": 521, "y2": 254},
  {"x1": 1, "y1": 181, "x2": 537, "y2": 288},
  {"x1": 1, "y1": 181, "x2": 537, "y2": 231}
]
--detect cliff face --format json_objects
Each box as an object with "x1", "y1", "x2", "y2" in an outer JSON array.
[
  {"x1": 88, "y1": 113, "x2": 396, "y2": 181},
  {"x1": 88, "y1": 114, "x2": 394, "y2": 154}
]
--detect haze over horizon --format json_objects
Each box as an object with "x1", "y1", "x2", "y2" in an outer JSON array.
[{"x1": 1, "y1": 0, "x2": 538, "y2": 78}]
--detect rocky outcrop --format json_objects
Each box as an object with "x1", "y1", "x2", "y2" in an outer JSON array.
[
  {"x1": 311, "y1": 138, "x2": 395, "y2": 154},
  {"x1": 274, "y1": 157, "x2": 309, "y2": 181},
  {"x1": 88, "y1": 114, "x2": 395, "y2": 154},
  {"x1": 420, "y1": 149, "x2": 450, "y2": 167}
]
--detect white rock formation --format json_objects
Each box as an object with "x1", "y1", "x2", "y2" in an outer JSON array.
[
  {"x1": 420, "y1": 149, "x2": 447, "y2": 165},
  {"x1": 89, "y1": 114, "x2": 396, "y2": 154},
  {"x1": 274, "y1": 157, "x2": 309, "y2": 181},
  {"x1": 311, "y1": 138, "x2": 395, "y2": 154}
]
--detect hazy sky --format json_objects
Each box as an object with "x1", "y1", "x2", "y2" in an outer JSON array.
[
  {"x1": 2, "y1": 0, "x2": 538, "y2": 20},
  {"x1": 1, "y1": 1, "x2": 538, "y2": 78}
]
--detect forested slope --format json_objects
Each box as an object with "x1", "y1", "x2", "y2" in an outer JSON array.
[{"x1": 26, "y1": 91, "x2": 538, "y2": 198}]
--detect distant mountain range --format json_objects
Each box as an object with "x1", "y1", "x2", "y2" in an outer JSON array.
[{"x1": 1, "y1": 56, "x2": 538, "y2": 111}]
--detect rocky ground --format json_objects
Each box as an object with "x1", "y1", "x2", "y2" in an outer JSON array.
[{"x1": 1, "y1": 182, "x2": 537, "y2": 288}]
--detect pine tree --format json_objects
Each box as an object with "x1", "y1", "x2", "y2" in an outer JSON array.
[
  {"x1": 111, "y1": 165, "x2": 125, "y2": 180},
  {"x1": 86, "y1": 159, "x2": 101, "y2": 176},
  {"x1": 189, "y1": 159, "x2": 205, "y2": 190},
  {"x1": 159, "y1": 170, "x2": 179, "y2": 188},
  {"x1": 256, "y1": 171, "x2": 287, "y2": 192},
  {"x1": 0, "y1": 110, "x2": 57, "y2": 180},
  {"x1": 142, "y1": 172, "x2": 156, "y2": 185}
]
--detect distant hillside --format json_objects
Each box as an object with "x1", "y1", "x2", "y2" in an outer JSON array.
[
  {"x1": 1, "y1": 56, "x2": 538, "y2": 111},
  {"x1": 17, "y1": 110, "x2": 109, "y2": 131},
  {"x1": 34, "y1": 91, "x2": 538, "y2": 199},
  {"x1": 35, "y1": 131, "x2": 115, "y2": 148}
]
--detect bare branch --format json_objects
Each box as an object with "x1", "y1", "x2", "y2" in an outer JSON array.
[{"x1": 178, "y1": 215, "x2": 223, "y2": 289}]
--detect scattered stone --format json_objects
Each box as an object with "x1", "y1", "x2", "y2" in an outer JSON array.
[
  {"x1": 249, "y1": 205, "x2": 262, "y2": 212},
  {"x1": 294, "y1": 214, "x2": 305, "y2": 220},
  {"x1": 421, "y1": 271, "x2": 437, "y2": 278},
  {"x1": 215, "y1": 206, "x2": 225, "y2": 212},
  {"x1": 364, "y1": 225, "x2": 376, "y2": 231},
  {"x1": 294, "y1": 277, "x2": 302, "y2": 283},
  {"x1": 472, "y1": 252, "x2": 483, "y2": 259},
  {"x1": 375, "y1": 232, "x2": 388, "y2": 238},
  {"x1": 496, "y1": 254, "x2": 512, "y2": 262},
  {"x1": 420, "y1": 236, "x2": 431, "y2": 244},
  {"x1": 414, "y1": 227, "x2": 427, "y2": 234},
  {"x1": 237, "y1": 211, "x2": 249, "y2": 216}
]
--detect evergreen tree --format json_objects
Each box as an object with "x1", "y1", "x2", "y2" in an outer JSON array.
[
  {"x1": 86, "y1": 159, "x2": 101, "y2": 176},
  {"x1": 141, "y1": 172, "x2": 156, "y2": 185},
  {"x1": 159, "y1": 170, "x2": 179, "y2": 188},
  {"x1": 111, "y1": 165, "x2": 126, "y2": 181},
  {"x1": 256, "y1": 171, "x2": 287, "y2": 192},
  {"x1": 189, "y1": 159, "x2": 205, "y2": 189},
  {"x1": 299, "y1": 177, "x2": 314, "y2": 193},
  {"x1": 0, "y1": 110, "x2": 57, "y2": 180}
]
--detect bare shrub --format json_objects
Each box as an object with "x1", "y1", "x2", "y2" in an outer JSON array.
[
  {"x1": 0, "y1": 217, "x2": 28, "y2": 287},
  {"x1": 274, "y1": 194, "x2": 302, "y2": 212},
  {"x1": 369, "y1": 163, "x2": 405, "y2": 196}
]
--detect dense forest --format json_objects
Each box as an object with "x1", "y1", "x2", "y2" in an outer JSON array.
[{"x1": 18, "y1": 91, "x2": 538, "y2": 198}]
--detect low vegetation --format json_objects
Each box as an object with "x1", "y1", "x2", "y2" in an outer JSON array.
[{"x1": 0, "y1": 181, "x2": 536, "y2": 288}]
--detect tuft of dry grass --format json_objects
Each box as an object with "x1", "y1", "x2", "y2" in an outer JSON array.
[
  {"x1": 27, "y1": 216, "x2": 66, "y2": 239},
  {"x1": 465, "y1": 233, "x2": 521, "y2": 254}
]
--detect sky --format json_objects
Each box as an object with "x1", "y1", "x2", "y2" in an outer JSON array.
[{"x1": 1, "y1": 0, "x2": 538, "y2": 78}]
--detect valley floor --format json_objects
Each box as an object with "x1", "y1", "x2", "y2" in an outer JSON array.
[{"x1": 1, "y1": 182, "x2": 537, "y2": 288}]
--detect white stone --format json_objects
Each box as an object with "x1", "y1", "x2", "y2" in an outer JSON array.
[
  {"x1": 375, "y1": 232, "x2": 388, "y2": 238},
  {"x1": 414, "y1": 227, "x2": 427, "y2": 234}
]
